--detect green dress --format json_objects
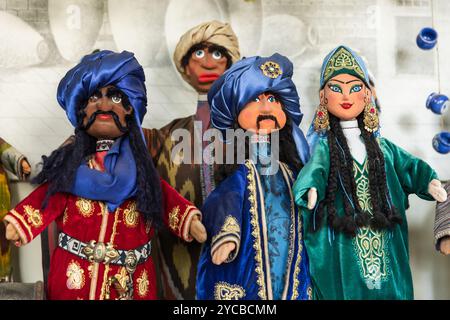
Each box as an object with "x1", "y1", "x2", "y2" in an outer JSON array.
[{"x1": 293, "y1": 137, "x2": 438, "y2": 300}]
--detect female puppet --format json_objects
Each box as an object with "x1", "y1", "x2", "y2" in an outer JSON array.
[
  {"x1": 3, "y1": 50, "x2": 205, "y2": 300},
  {"x1": 196, "y1": 53, "x2": 312, "y2": 300},
  {"x1": 293, "y1": 45, "x2": 447, "y2": 300}
]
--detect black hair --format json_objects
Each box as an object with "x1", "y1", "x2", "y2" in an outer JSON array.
[
  {"x1": 33, "y1": 96, "x2": 163, "y2": 227},
  {"x1": 214, "y1": 115, "x2": 303, "y2": 184},
  {"x1": 313, "y1": 112, "x2": 402, "y2": 236},
  {"x1": 181, "y1": 42, "x2": 232, "y2": 69}
]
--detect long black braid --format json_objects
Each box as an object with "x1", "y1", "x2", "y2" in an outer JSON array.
[{"x1": 314, "y1": 112, "x2": 401, "y2": 236}]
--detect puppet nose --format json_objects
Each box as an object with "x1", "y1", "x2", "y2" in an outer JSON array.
[{"x1": 97, "y1": 97, "x2": 113, "y2": 111}]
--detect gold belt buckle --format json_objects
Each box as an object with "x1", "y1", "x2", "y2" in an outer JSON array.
[{"x1": 82, "y1": 240, "x2": 119, "y2": 264}]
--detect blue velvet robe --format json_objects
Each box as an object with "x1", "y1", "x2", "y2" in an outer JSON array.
[{"x1": 196, "y1": 160, "x2": 312, "y2": 300}]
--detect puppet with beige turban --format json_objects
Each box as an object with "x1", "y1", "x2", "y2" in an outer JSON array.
[{"x1": 143, "y1": 21, "x2": 240, "y2": 299}]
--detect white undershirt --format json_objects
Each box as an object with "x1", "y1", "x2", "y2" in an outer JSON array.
[{"x1": 340, "y1": 119, "x2": 367, "y2": 164}]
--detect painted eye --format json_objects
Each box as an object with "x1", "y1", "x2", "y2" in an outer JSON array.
[
  {"x1": 194, "y1": 50, "x2": 205, "y2": 58},
  {"x1": 89, "y1": 94, "x2": 99, "y2": 102},
  {"x1": 267, "y1": 95, "x2": 277, "y2": 103},
  {"x1": 212, "y1": 50, "x2": 222, "y2": 60},
  {"x1": 350, "y1": 84, "x2": 362, "y2": 93},
  {"x1": 254, "y1": 97, "x2": 260, "y2": 102},
  {"x1": 329, "y1": 85, "x2": 342, "y2": 93},
  {"x1": 111, "y1": 95, "x2": 122, "y2": 104}
]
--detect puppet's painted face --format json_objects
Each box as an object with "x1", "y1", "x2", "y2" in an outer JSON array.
[
  {"x1": 237, "y1": 92, "x2": 287, "y2": 134},
  {"x1": 185, "y1": 43, "x2": 228, "y2": 93},
  {"x1": 82, "y1": 85, "x2": 133, "y2": 139},
  {"x1": 321, "y1": 73, "x2": 371, "y2": 120}
]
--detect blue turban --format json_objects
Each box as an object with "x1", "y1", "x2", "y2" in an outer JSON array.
[
  {"x1": 57, "y1": 50, "x2": 147, "y2": 127},
  {"x1": 56, "y1": 50, "x2": 148, "y2": 211},
  {"x1": 208, "y1": 53, "x2": 309, "y2": 164}
]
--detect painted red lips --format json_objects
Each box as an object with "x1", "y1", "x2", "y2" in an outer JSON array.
[
  {"x1": 198, "y1": 73, "x2": 220, "y2": 83},
  {"x1": 340, "y1": 103, "x2": 353, "y2": 109}
]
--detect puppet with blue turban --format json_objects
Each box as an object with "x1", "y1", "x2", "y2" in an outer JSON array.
[
  {"x1": 3, "y1": 50, "x2": 206, "y2": 300},
  {"x1": 292, "y1": 45, "x2": 447, "y2": 299},
  {"x1": 196, "y1": 53, "x2": 312, "y2": 300}
]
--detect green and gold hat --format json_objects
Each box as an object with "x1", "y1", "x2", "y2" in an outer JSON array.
[{"x1": 320, "y1": 46, "x2": 369, "y2": 88}]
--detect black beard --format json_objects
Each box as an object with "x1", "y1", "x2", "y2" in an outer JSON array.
[
  {"x1": 256, "y1": 114, "x2": 280, "y2": 130},
  {"x1": 80, "y1": 110, "x2": 128, "y2": 133}
]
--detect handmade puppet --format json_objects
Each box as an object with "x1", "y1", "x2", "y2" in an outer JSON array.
[
  {"x1": 0, "y1": 139, "x2": 30, "y2": 281},
  {"x1": 293, "y1": 45, "x2": 448, "y2": 300},
  {"x1": 143, "y1": 20, "x2": 240, "y2": 299},
  {"x1": 3, "y1": 50, "x2": 206, "y2": 300},
  {"x1": 435, "y1": 181, "x2": 450, "y2": 255},
  {"x1": 196, "y1": 53, "x2": 312, "y2": 300}
]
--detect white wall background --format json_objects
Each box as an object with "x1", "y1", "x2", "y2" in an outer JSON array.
[{"x1": 0, "y1": 0, "x2": 449, "y2": 299}]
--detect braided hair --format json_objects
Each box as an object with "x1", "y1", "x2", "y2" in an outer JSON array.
[{"x1": 313, "y1": 112, "x2": 402, "y2": 236}]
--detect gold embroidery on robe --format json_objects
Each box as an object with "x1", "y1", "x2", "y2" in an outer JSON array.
[
  {"x1": 168, "y1": 206, "x2": 180, "y2": 232},
  {"x1": 214, "y1": 282, "x2": 246, "y2": 300},
  {"x1": 245, "y1": 161, "x2": 266, "y2": 300},
  {"x1": 66, "y1": 260, "x2": 85, "y2": 290},
  {"x1": 23, "y1": 205, "x2": 43, "y2": 228},
  {"x1": 114, "y1": 267, "x2": 129, "y2": 292},
  {"x1": 76, "y1": 198, "x2": 94, "y2": 218},
  {"x1": 137, "y1": 270, "x2": 149, "y2": 297},
  {"x1": 212, "y1": 215, "x2": 240, "y2": 244},
  {"x1": 123, "y1": 202, "x2": 138, "y2": 228},
  {"x1": 62, "y1": 208, "x2": 69, "y2": 226}
]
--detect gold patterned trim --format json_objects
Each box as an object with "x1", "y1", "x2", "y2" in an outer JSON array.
[
  {"x1": 168, "y1": 205, "x2": 180, "y2": 232},
  {"x1": 123, "y1": 201, "x2": 139, "y2": 228},
  {"x1": 23, "y1": 205, "x2": 43, "y2": 228},
  {"x1": 244, "y1": 160, "x2": 266, "y2": 300},
  {"x1": 211, "y1": 216, "x2": 240, "y2": 245},
  {"x1": 279, "y1": 162, "x2": 302, "y2": 300},
  {"x1": 323, "y1": 47, "x2": 365, "y2": 84},
  {"x1": 66, "y1": 260, "x2": 85, "y2": 290},
  {"x1": 10, "y1": 209, "x2": 33, "y2": 241},
  {"x1": 137, "y1": 270, "x2": 149, "y2": 297},
  {"x1": 76, "y1": 198, "x2": 94, "y2": 218},
  {"x1": 214, "y1": 282, "x2": 246, "y2": 300},
  {"x1": 180, "y1": 205, "x2": 199, "y2": 240},
  {"x1": 100, "y1": 208, "x2": 121, "y2": 300},
  {"x1": 63, "y1": 208, "x2": 69, "y2": 226}
]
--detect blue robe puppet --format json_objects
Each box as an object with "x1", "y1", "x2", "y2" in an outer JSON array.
[{"x1": 196, "y1": 53, "x2": 313, "y2": 300}]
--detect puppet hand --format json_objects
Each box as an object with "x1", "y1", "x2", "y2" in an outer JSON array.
[
  {"x1": 439, "y1": 236, "x2": 450, "y2": 255},
  {"x1": 189, "y1": 214, "x2": 207, "y2": 243},
  {"x1": 428, "y1": 179, "x2": 447, "y2": 202},
  {"x1": 212, "y1": 242, "x2": 236, "y2": 265},
  {"x1": 5, "y1": 222, "x2": 20, "y2": 242},
  {"x1": 20, "y1": 159, "x2": 31, "y2": 178},
  {"x1": 307, "y1": 188, "x2": 318, "y2": 209}
]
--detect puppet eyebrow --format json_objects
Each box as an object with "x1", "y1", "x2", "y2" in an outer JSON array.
[
  {"x1": 329, "y1": 79, "x2": 362, "y2": 84},
  {"x1": 106, "y1": 87, "x2": 123, "y2": 97}
]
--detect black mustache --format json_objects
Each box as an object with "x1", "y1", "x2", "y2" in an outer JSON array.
[
  {"x1": 256, "y1": 114, "x2": 280, "y2": 130},
  {"x1": 81, "y1": 110, "x2": 128, "y2": 133}
]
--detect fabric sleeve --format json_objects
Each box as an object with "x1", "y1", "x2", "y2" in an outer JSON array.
[
  {"x1": 202, "y1": 167, "x2": 247, "y2": 263},
  {"x1": 381, "y1": 138, "x2": 438, "y2": 200},
  {"x1": 434, "y1": 181, "x2": 450, "y2": 249},
  {"x1": 2, "y1": 183, "x2": 68, "y2": 246},
  {"x1": 160, "y1": 178, "x2": 201, "y2": 242},
  {"x1": 293, "y1": 137, "x2": 330, "y2": 209},
  {"x1": 143, "y1": 127, "x2": 167, "y2": 165},
  {"x1": 0, "y1": 138, "x2": 28, "y2": 180}
]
